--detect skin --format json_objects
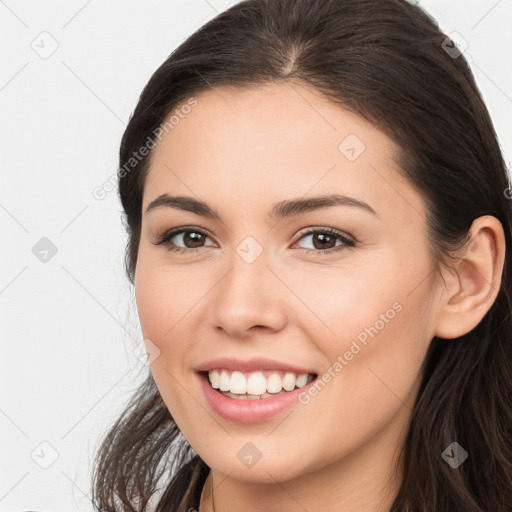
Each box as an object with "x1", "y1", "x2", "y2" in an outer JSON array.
[{"x1": 134, "y1": 81, "x2": 506, "y2": 512}]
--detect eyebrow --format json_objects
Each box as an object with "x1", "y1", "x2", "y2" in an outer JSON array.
[{"x1": 144, "y1": 193, "x2": 378, "y2": 219}]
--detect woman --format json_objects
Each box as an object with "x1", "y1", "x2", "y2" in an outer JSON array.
[{"x1": 91, "y1": 0, "x2": 512, "y2": 510}]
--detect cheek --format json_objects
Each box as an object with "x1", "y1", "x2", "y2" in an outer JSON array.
[
  {"x1": 134, "y1": 263, "x2": 198, "y2": 424},
  {"x1": 134, "y1": 258, "x2": 207, "y2": 342},
  {"x1": 134, "y1": 269, "x2": 169, "y2": 342},
  {"x1": 282, "y1": 259, "x2": 398, "y2": 346},
  {"x1": 291, "y1": 247, "x2": 433, "y2": 356},
  {"x1": 287, "y1": 252, "x2": 432, "y2": 414}
]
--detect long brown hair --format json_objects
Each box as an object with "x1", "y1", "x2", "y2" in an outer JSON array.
[{"x1": 91, "y1": 1, "x2": 512, "y2": 510}]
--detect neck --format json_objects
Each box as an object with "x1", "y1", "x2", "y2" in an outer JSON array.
[{"x1": 199, "y1": 472, "x2": 215, "y2": 512}]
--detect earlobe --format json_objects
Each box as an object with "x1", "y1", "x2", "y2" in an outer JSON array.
[{"x1": 434, "y1": 215, "x2": 506, "y2": 340}]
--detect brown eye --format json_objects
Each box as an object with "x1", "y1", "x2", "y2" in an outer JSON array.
[
  {"x1": 180, "y1": 231, "x2": 207, "y2": 248},
  {"x1": 294, "y1": 228, "x2": 355, "y2": 254},
  {"x1": 309, "y1": 232, "x2": 336, "y2": 250},
  {"x1": 152, "y1": 227, "x2": 215, "y2": 253}
]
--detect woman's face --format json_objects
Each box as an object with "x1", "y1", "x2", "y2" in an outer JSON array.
[{"x1": 134, "y1": 81, "x2": 442, "y2": 485}]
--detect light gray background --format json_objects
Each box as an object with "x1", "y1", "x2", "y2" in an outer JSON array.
[{"x1": 1, "y1": 1, "x2": 511, "y2": 510}]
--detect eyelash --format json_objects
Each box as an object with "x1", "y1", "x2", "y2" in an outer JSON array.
[{"x1": 152, "y1": 226, "x2": 356, "y2": 255}]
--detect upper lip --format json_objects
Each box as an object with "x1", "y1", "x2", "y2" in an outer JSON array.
[{"x1": 194, "y1": 357, "x2": 317, "y2": 375}]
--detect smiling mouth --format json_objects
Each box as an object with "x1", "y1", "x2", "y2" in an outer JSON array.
[{"x1": 200, "y1": 369, "x2": 318, "y2": 400}]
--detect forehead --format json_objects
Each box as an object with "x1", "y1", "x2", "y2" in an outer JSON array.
[
  {"x1": 143, "y1": 82, "x2": 425, "y2": 226},
  {"x1": 149, "y1": 81, "x2": 392, "y2": 166}
]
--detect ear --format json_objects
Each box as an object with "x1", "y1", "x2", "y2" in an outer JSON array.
[{"x1": 435, "y1": 215, "x2": 506, "y2": 339}]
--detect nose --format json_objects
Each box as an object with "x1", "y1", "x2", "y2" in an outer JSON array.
[{"x1": 210, "y1": 249, "x2": 288, "y2": 339}]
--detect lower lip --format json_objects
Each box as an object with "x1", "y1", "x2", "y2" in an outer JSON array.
[{"x1": 197, "y1": 372, "x2": 316, "y2": 424}]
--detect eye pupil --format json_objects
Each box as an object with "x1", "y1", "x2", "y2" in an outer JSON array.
[
  {"x1": 185, "y1": 232, "x2": 204, "y2": 248},
  {"x1": 313, "y1": 233, "x2": 335, "y2": 250}
]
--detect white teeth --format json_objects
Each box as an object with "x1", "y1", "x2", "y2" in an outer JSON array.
[
  {"x1": 247, "y1": 372, "x2": 267, "y2": 395},
  {"x1": 296, "y1": 373, "x2": 308, "y2": 387},
  {"x1": 266, "y1": 373, "x2": 283, "y2": 393},
  {"x1": 282, "y1": 372, "x2": 296, "y2": 391},
  {"x1": 230, "y1": 371, "x2": 246, "y2": 394},
  {"x1": 210, "y1": 369, "x2": 220, "y2": 389},
  {"x1": 207, "y1": 369, "x2": 315, "y2": 396},
  {"x1": 218, "y1": 370, "x2": 230, "y2": 392}
]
